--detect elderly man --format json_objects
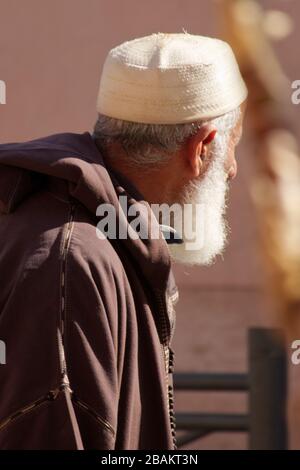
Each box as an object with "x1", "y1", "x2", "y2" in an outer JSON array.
[{"x1": 0, "y1": 33, "x2": 247, "y2": 450}]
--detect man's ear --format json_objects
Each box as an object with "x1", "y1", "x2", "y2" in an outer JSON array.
[{"x1": 184, "y1": 124, "x2": 217, "y2": 177}]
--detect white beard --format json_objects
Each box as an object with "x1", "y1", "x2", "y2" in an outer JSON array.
[{"x1": 167, "y1": 135, "x2": 230, "y2": 266}]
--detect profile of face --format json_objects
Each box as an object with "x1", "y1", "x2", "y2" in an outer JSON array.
[{"x1": 167, "y1": 106, "x2": 245, "y2": 266}]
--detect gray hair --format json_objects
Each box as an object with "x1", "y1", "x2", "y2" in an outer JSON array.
[{"x1": 93, "y1": 107, "x2": 241, "y2": 167}]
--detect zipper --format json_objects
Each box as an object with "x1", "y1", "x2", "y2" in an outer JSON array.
[
  {"x1": 0, "y1": 389, "x2": 60, "y2": 432},
  {"x1": 57, "y1": 328, "x2": 71, "y2": 390},
  {"x1": 60, "y1": 204, "x2": 76, "y2": 336},
  {"x1": 169, "y1": 290, "x2": 179, "y2": 306},
  {"x1": 155, "y1": 290, "x2": 170, "y2": 374},
  {"x1": 72, "y1": 395, "x2": 115, "y2": 437},
  {"x1": 59, "y1": 204, "x2": 76, "y2": 387}
]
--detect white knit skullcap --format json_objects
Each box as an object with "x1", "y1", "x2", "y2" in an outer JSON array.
[{"x1": 96, "y1": 32, "x2": 248, "y2": 124}]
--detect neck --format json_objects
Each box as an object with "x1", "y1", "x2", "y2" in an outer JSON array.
[{"x1": 96, "y1": 141, "x2": 181, "y2": 205}]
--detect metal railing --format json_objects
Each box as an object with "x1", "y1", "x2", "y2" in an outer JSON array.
[{"x1": 174, "y1": 328, "x2": 288, "y2": 449}]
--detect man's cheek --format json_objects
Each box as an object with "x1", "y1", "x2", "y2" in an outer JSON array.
[{"x1": 228, "y1": 160, "x2": 238, "y2": 180}]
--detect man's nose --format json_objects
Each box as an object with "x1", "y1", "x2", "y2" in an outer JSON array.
[{"x1": 226, "y1": 159, "x2": 237, "y2": 180}]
